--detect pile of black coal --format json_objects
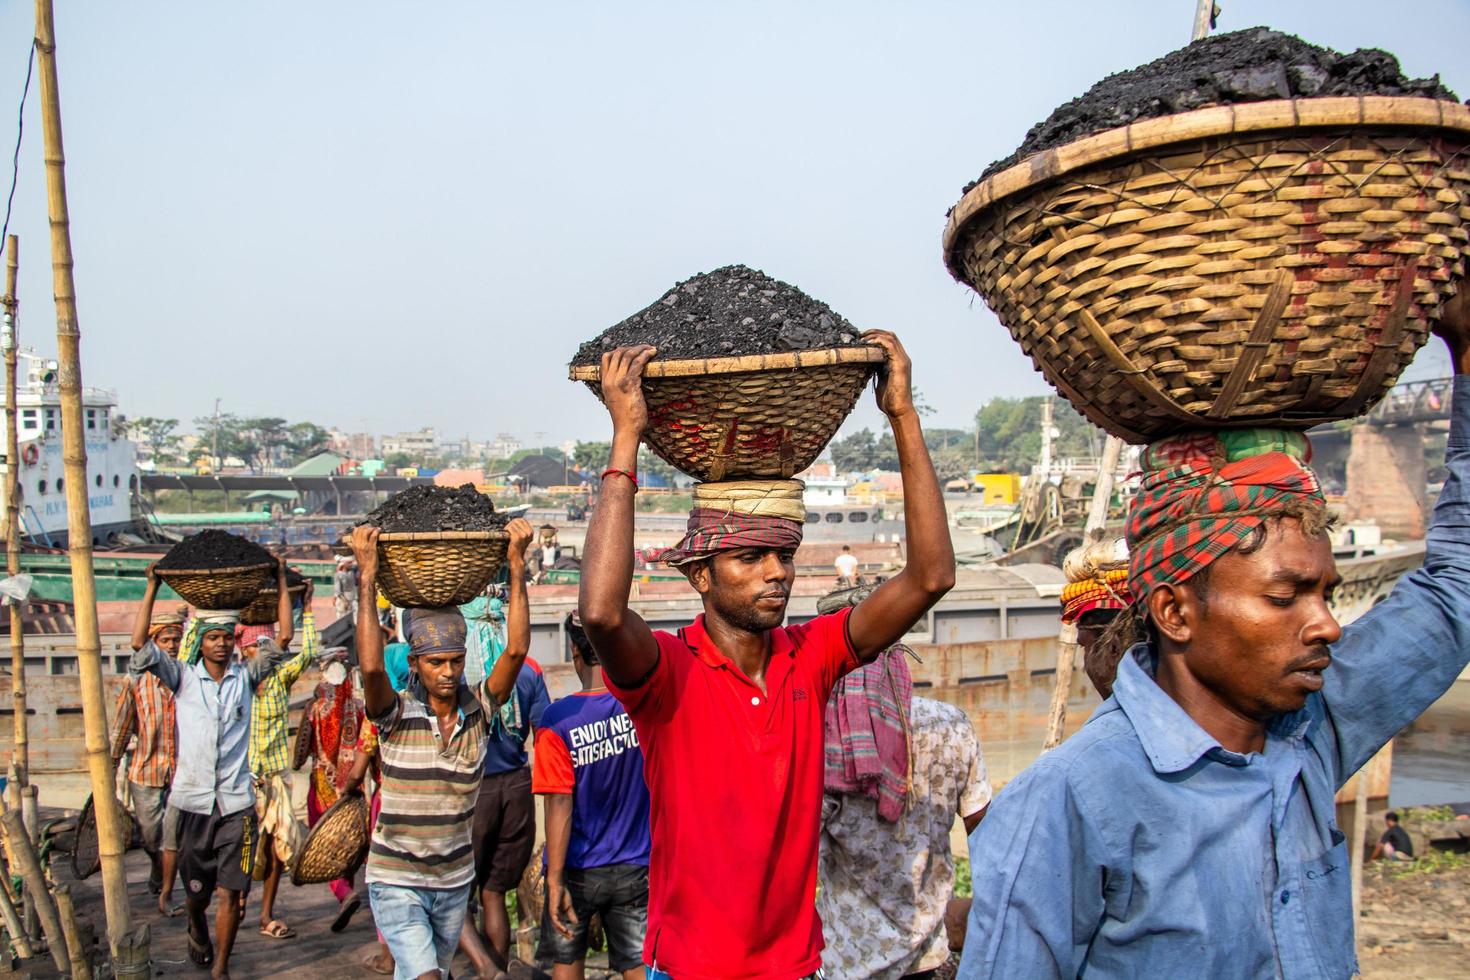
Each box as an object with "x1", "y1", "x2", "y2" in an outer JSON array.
[
  {"x1": 571, "y1": 264, "x2": 863, "y2": 364},
  {"x1": 970, "y1": 27, "x2": 1460, "y2": 187},
  {"x1": 361, "y1": 485, "x2": 509, "y2": 533},
  {"x1": 157, "y1": 530, "x2": 276, "y2": 570}
]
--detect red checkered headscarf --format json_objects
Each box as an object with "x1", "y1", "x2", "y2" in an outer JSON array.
[
  {"x1": 1126, "y1": 434, "x2": 1324, "y2": 600},
  {"x1": 235, "y1": 623, "x2": 276, "y2": 650},
  {"x1": 658, "y1": 508, "x2": 805, "y2": 566}
]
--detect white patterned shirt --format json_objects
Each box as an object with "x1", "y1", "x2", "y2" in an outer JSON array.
[{"x1": 818, "y1": 697, "x2": 991, "y2": 979}]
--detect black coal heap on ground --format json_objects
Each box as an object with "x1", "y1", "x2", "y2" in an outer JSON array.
[
  {"x1": 970, "y1": 27, "x2": 1460, "y2": 188},
  {"x1": 362, "y1": 484, "x2": 508, "y2": 533},
  {"x1": 157, "y1": 530, "x2": 276, "y2": 570},
  {"x1": 571, "y1": 264, "x2": 863, "y2": 365}
]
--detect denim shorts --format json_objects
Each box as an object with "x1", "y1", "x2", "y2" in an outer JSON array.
[
  {"x1": 544, "y1": 863, "x2": 648, "y2": 971},
  {"x1": 368, "y1": 880, "x2": 471, "y2": 980}
]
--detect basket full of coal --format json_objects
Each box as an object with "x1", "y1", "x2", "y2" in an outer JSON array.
[
  {"x1": 354, "y1": 485, "x2": 511, "y2": 608},
  {"x1": 569, "y1": 264, "x2": 885, "y2": 481},
  {"x1": 239, "y1": 566, "x2": 309, "y2": 626},
  {"x1": 154, "y1": 530, "x2": 278, "y2": 609},
  {"x1": 943, "y1": 28, "x2": 1470, "y2": 443}
]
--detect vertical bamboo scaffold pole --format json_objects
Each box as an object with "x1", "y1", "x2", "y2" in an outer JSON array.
[
  {"x1": 2, "y1": 235, "x2": 26, "y2": 792},
  {"x1": 33, "y1": 1, "x2": 142, "y2": 963}
]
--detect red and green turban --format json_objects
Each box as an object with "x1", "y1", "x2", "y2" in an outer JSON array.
[{"x1": 1126, "y1": 429, "x2": 1325, "y2": 600}]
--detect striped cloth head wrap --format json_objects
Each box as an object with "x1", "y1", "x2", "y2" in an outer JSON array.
[
  {"x1": 182, "y1": 610, "x2": 241, "y2": 664},
  {"x1": 1126, "y1": 429, "x2": 1325, "y2": 601},
  {"x1": 658, "y1": 509, "x2": 805, "y2": 566},
  {"x1": 658, "y1": 480, "x2": 806, "y2": 566},
  {"x1": 235, "y1": 623, "x2": 276, "y2": 650},
  {"x1": 1060, "y1": 568, "x2": 1133, "y2": 624}
]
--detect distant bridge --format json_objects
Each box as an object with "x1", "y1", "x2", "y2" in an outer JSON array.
[{"x1": 1310, "y1": 376, "x2": 1453, "y2": 442}]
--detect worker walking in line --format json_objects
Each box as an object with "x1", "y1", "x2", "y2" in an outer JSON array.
[
  {"x1": 834, "y1": 545, "x2": 860, "y2": 588},
  {"x1": 579, "y1": 332, "x2": 955, "y2": 978},
  {"x1": 130, "y1": 560, "x2": 295, "y2": 980},
  {"x1": 351, "y1": 518, "x2": 534, "y2": 980},
  {"x1": 533, "y1": 613, "x2": 650, "y2": 980},
  {"x1": 240, "y1": 576, "x2": 310, "y2": 942},
  {"x1": 114, "y1": 567, "x2": 185, "y2": 911},
  {"x1": 959, "y1": 294, "x2": 1470, "y2": 979}
]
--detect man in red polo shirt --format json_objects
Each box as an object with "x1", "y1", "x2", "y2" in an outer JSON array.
[{"x1": 579, "y1": 331, "x2": 955, "y2": 980}]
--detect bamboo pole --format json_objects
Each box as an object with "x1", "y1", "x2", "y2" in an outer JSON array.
[
  {"x1": 1, "y1": 236, "x2": 23, "y2": 792},
  {"x1": 0, "y1": 809, "x2": 68, "y2": 974},
  {"x1": 1350, "y1": 765, "x2": 1370, "y2": 921},
  {"x1": 1041, "y1": 434, "x2": 1124, "y2": 751},
  {"x1": 52, "y1": 885, "x2": 90, "y2": 980},
  {"x1": 33, "y1": 0, "x2": 139, "y2": 961},
  {"x1": 0, "y1": 864, "x2": 31, "y2": 960}
]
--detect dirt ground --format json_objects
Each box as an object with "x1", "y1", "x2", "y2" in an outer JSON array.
[
  {"x1": 8, "y1": 824, "x2": 1467, "y2": 978},
  {"x1": 1358, "y1": 856, "x2": 1470, "y2": 979}
]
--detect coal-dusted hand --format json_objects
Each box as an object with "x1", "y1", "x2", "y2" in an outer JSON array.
[{"x1": 863, "y1": 329, "x2": 916, "y2": 420}]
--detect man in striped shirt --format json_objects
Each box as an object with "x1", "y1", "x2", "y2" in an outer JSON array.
[
  {"x1": 241, "y1": 579, "x2": 313, "y2": 942},
  {"x1": 350, "y1": 517, "x2": 533, "y2": 980}
]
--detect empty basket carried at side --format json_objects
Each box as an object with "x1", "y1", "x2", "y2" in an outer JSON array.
[
  {"x1": 944, "y1": 97, "x2": 1470, "y2": 443},
  {"x1": 372, "y1": 531, "x2": 510, "y2": 608},
  {"x1": 154, "y1": 562, "x2": 277, "y2": 610},
  {"x1": 291, "y1": 792, "x2": 370, "y2": 886},
  {"x1": 569, "y1": 347, "x2": 886, "y2": 481}
]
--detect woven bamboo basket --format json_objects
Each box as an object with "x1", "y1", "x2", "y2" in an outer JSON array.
[
  {"x1": 944, "y1": 97, "x2": 1470, "y2": 442},
  {"x1": 291, "y1": 792, "x2": 369, "y2": 886},
  {"x1": 239, "y1": 581, "x2": 308, "y2": 626},
  {"x1": 154, "y1": 562, "x2": 277, "y2": 610},
  {"x1": 374, "y1": 530, "x2": 511, "y2": 608},
  {"x1": 568, "y1": 347, "x2": 886, "y2": 481}
]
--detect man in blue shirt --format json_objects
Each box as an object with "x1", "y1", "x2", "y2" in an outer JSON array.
[
  {"x1": 533, "y1": 613, "x2": 650, "y2": 980},
  {"x1": 467, "y1": 593, "x2": 551, "y2": 977},
  {"x1": 132, "y1": 600, "x2": 291, "y2": 980},
  {"x1": 961, "y1": 294, "x2": 1470, "y2": 980}
]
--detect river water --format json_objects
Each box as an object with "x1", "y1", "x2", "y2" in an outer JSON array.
[{"x1": 1389, "y1": 678, "x2": 1470, "y2": 808}]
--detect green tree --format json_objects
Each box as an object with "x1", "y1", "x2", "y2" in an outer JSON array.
[
  {"x1": 132, "y1": 416, "x2": 183, "y2": 465},
  {"x1": 246, "y1": 417, "x2": 289, "y2": 469},
  {"x1": 285, "y1": 422, "x2": 331, "y2": 464},
  {"x1": 973, "y1": 396, "x2": 1098, "y2": 472},
  {"x1": 573, "y1": 440, "x2": 611, "y2": 471}
]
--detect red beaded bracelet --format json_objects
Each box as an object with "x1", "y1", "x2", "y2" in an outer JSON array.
[{"x1": 601, "y1": 468, "x2": 639, "y2": 492}]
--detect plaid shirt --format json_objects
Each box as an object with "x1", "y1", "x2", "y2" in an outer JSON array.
[
  {"x1": 110, "y1": 664, "x2": 177, "y2": 788},
  {"x1": 248, "y1": 612, "x2": 316, "y2": 776}
]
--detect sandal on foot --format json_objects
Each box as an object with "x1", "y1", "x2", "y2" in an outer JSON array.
[
  {"x1": 187, "y1": 926, "x2": 214, "y2": 968},
  {"x1": 363, "y1": 952, "x2": 395, "y2": 975},
  {"x1": 258, "y1": 919, "x2": 296, "y2": 939}
]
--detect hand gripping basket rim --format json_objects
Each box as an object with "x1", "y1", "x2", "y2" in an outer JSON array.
[{"x1": 943, "y1": 95, "x2": 1470, "y2": 270}]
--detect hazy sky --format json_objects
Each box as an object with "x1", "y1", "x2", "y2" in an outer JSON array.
[{"x1": 0, "y1": 1, "x2": 1466, "y2": 448}]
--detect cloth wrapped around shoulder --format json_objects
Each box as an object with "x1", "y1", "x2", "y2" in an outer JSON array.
[{"x1": 658, "y1": 479, "x2": 806, "y2": 565}]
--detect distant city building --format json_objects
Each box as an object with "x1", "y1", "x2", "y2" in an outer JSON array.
[
  {"x1": 328, "y1": 428, "x2": 377, "y2": 460},
  {"x1": 381, "y1": 427, "x2": 437, "y2": 458},
  {"x1": 490, "y1": 432, "x2": 522, "y2": 460}
]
